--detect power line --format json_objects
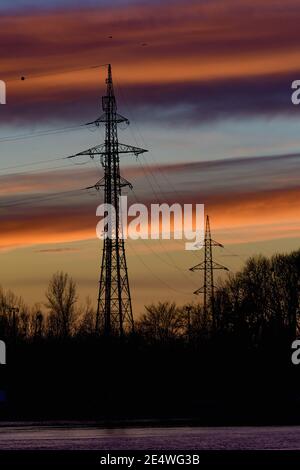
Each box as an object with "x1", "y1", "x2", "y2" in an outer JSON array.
[
  {"x1": 115, "y1": 79, "x2": 204, "y2": 264},
  {"x1": 0, "y1": 124, "x2": 85, "y2": 144},
  {"x1": 0, "y1": 143, "x2": 101, "y2": 176},
  {"x1": 130, "y1": 188, "x2": 199, "y2": 288},
  {"x1": 0, "y1": 157, "x2": 95, "y2": 178},
  {"x1": 4, "y1": 63, "x2": 109, "y2": 84},
  {"x1": 127, "y1": 240, "x2": 192, "y2": 297},
  {"x1": 0, "y1": 189, "x2": 85, "y2": 209},
  {"x1": 115, "y1": 80, "x2": 204, "y2": 285},
  {"x1": 0, "y1": 161, "x2": 76, "y2": 178}
]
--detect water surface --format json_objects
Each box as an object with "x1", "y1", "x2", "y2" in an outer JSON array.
[{"x1": 0, "y1": 425, "x2": 300, "y2": 449}]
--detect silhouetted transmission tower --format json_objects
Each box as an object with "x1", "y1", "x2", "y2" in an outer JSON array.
[
  {"x1": 70, "y1": 64, "x2": 147, "y2": 336},
  {"x1": 190, "y1": 215, "x2": 228, "y2": 329}
]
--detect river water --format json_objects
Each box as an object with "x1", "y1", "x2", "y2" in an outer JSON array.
[{"x1": 0, "y1": 425, "x2": 300, "y2": 450}]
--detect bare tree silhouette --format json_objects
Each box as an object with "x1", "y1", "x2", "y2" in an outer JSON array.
[{"x1": 45, "y1": 271, "x2": 77, "y2": 338}]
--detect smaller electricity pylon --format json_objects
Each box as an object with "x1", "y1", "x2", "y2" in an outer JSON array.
[{"x1": 190, "y1": 215, "x2": 228, "y2": 330}]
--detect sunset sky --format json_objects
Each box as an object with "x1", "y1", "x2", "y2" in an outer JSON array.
[{"x1": 0, "y1": 0, "x2": 299, "y2": 315}]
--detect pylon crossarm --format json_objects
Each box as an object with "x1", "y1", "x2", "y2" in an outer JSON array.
[
  {"x1": 212, "y1": 261, "x2": 229, "y2": 271},
  {"x1": 67, "y1": 144, "x2": 106, "y2": 159},
  {"x1": 190, "y1": 261, "x2": 205, "y2": 271},
  {"x1": 211, "y1": 239, "x2": 224, "y2": 247},
  {"x1": 193, "y1": 286, "x2": 205, "y2": 295},
  {"x1": 117, "y1": 143, "x2": 148, "y2": 156},
  {"x1": 120, "y1": 177, "x2": 133, "y2": 189},
  {"x1": 85, "y1": 177, "x2": 105, "y2": 190},
  {"x1": 67, "y1": 142, "x2": 147, "y2": 160},
  {"x1": 86, "y1": 113, "x2": 130, "y2": 126}
]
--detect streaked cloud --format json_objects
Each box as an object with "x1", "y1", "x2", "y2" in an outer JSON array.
[
  {"x1": 1, "y1": 0, "x2": 300, "y2": 124},
  {"x1": 0, "y1": 151, "x2": 299, "y2": 250},
  {"x1": 0, "y1": 0, "x2": 299, "y2": 307},
  {"x1": 35, "y1": 247, "x2": 81, "y2": 253}
]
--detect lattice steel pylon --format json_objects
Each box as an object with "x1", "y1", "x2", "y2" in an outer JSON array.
[
  {"x1": 190, "y1": 215, "x2": 228, "y2": 329},
  {"x1": 70, "y1": 64, "x2": 147, "y2": 336}
]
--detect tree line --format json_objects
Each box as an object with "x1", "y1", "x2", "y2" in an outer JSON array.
[
  {"x1": 0, "y1": 249, "x2": 299, "y2": 344},
  {"x1": 0, "y1": 249, "x2": 299, "y2": 422}
]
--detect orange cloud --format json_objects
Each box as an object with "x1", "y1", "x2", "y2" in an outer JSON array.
[
  {"x1": 0, "y1": 151, "x2": 299, "y2": 250},
  {"x1": 0, "y1": 181, "x2": 298, "y2": 251},
  {"x1": 2, "y1": 0, "x2": 300, "y2": 95}
]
